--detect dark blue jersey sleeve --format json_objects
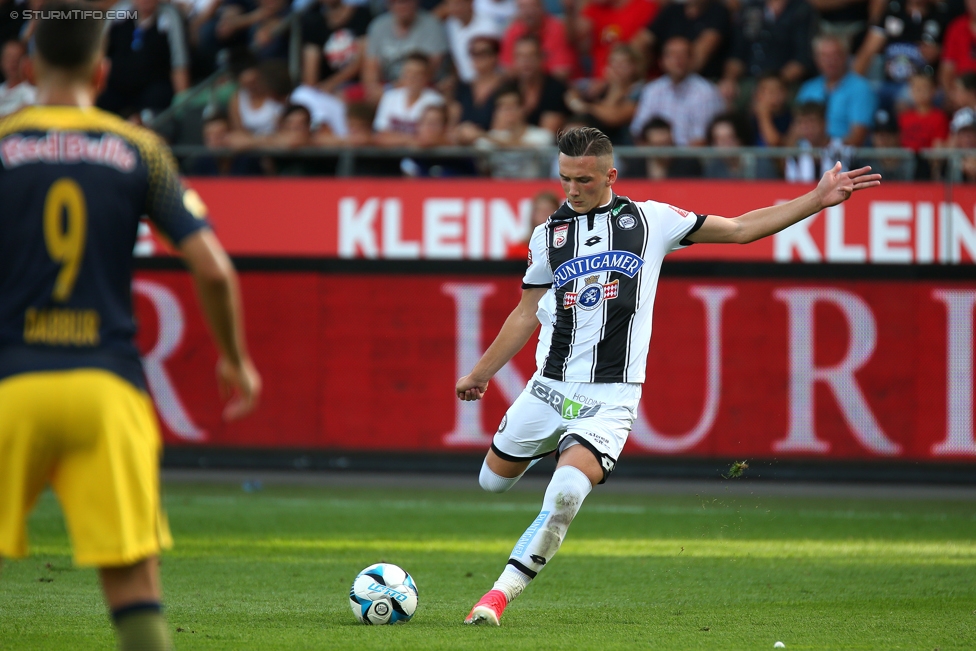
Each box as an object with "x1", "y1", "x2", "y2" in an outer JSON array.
[{"x1": 145, "y1": 135, "x2": 211, "y2": 245}]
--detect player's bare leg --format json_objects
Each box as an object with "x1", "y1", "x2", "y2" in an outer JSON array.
[
  {"x1": 99, "y1": 557, "x2": 172, "y2": 651},
  {"x1": 466, "y1": 445, "x2": 600, "y2": 625}
]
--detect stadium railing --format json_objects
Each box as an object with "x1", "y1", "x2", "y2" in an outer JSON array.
[{"x1": 165, "y1": 144, "x2": 976, "y2": 182}]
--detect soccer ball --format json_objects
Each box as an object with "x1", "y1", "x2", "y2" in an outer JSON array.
[{"x1": 349, "y1": 563, "x2": 419, "y2": 625}]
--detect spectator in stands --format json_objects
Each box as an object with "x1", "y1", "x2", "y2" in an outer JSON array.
[
  {"x1": 13, "y1": 0, "x2": 41, "y2": 47},
  {"x1": 853, "y1": 0, "x2": 948, "y2": 114},
  {"x1": 0, "y1": 39, "x2": 35, "y2": 117},
  {"x1": 629, "y1": 36, "x2": 724, "y2": 146},
  {"x1": 795, "y1": 34, "x2": 876, "y2": 145},
  {"x1": 175, "y1": 0, "x2": 225, "y2": 79},
  {"x1": 0, "y1": 0, "x2": 25, "y2": 47},
  {"x1": 807, "y1": 0, "x2": 870, "y2": 52},
  {"x1": 269, "y1": 104, "x2": 340, "y2": 175},
  {"x1": 499, "y1": 0, "x2": 576, "y2": 80},
  {"x1": 342, "y1": 100, "x2": 376, "y2": 145},
  {"x1": 476, "y1": 82, "x2": 554, "y2": 177},
  {"x1": 899, "y1": 72, "x2": 949, "y2": 151},
  {"x1": 185, "y1": 112, "x2": 263, "y2": 175},
  {"x1": 564, "y1": 43, "x2": 643, "y2": 144},
  {"x1": 221, "y1": 103, "x2": 336, "y2": 174},
  {"x1": 228, "y1": 58, "x2": 289, "y2": 136},
  {"x1": 401, "y1": 104, "x2": 479, "y2": 176},
  {"x1": 746, "y1": 73, "x2": 792, "y2": 178},
  {"x1": 749, "y1": 73, "x2": 791, "y2": 147},
  {"x1": 636, "y1": 116, "x2": 701, "y2": 178},
  {"x1": 97, "y1": 0, "x2": 190, "y2": 120},
  {"x1": 475, "y1": 0, "x2": 516, "y2": 34},
  {"x1": 290, "y1": 83, "x2": 349, "y2": 139},
  {"x1": 948, "y1": 109, "x2": 976, "y2": 181},
  {"x1": 363, "y1": 0, "x2": 448, "y2": 103},
  {"x1": 509, "y1": 35, "x2": 569, "y2": 133},
  {"x1": 940, "y1": 0, "x2": 976, "y2": 95},
  {"x1": 702, "y1": 112, "x2": 750, "y2": 179},
  {"x1": 186, "y1": 113, "x2": 234, "y2": 175},
  {"x1": 899, "y1": 72, "x2": 949, "y2": 178},
  {"x1": 452, "y1": 35, "x2": 505, "y2": 142},
  {"x1": 506, "y1": 190, "x2": 560, "y2": 259},
  {"x1": 562, "y1": 0, "x2": 658, "y2": 80},
  {"x1": 214, "y1": 0, "x2": 272, "y2": 55},
  {"x1": 857, "y1": 109, "x2": 914, "y2": 180},
  {"x1": 373, "y1": 52, "x2": 446, "y2": 145},
  {"x1": 784, "y1": 101, "x2": 854, "y2": 182},
  {"x1": 720, "y1": 0, "x2": 816, "y2": 106},
  {"x1": 300, "y1": 0, "x2": 372, "y2": 97},
  {"x1": 635, "y1": 0, "x2": 731, "y2": 81},
  {"x1": 446, "y1": 0, "x2": 502, "y2": 85},
  {"x1": 949, "y1": 71, "x2": 976, "y2": 115},
  {"x1": 248, "y1": 0, "x2": 294, "y2": 61}
]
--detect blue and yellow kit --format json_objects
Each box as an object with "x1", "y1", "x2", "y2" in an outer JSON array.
[{"x1": 0, "y1": 106, "x2": 209, "y2": 566}]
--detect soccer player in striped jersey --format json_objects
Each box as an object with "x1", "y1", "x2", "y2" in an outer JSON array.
[
  {"x1": 0, "y1": 6, "x2": 260, "y2": 650},
  {"x1": 457, "y1": 126, "x2": 881, "y2": 625}
]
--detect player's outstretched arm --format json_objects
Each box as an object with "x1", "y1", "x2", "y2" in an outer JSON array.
[
  {"x1": 456, "y1": 287, "x2": 547, "y2": 401},
  {"x1": 179, "y1": 229, "x2": 262, "y2": 420},
  {"x1": 688, "y1": 162, "x2": 882, "y2": 244}
]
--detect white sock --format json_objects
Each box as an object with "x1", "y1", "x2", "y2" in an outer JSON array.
[
  {"x1": 479, "y1": 461, "x2": 522, "y2": 493},
  {"x1": 492, "y1": 564, "x2": 531, "y2": 603},
  {"x1": 494, "y1": 465, "x2": 592, "y2": 601},
  {"x1": 478, "y1": 457, "x2": 546, "y2": 493}
]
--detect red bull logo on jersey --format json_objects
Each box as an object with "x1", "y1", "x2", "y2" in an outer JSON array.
[
  {"x1": 564, "y1": 277, "x2": 619, "y2": 310},
  {"x1": 0, "y1": 132, "x2": 137, "y2": 172},
  {"x1": 553, "y1": 251, "x2": 643, "y2": 289}
]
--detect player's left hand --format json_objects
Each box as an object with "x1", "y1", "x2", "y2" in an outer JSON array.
[{"x1": 816, "y1": 162, "x2": 882, "y2": 209}]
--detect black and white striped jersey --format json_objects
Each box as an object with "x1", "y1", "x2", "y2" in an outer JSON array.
[{"x1": 522, "y1": 194, "x2": 705, "y2": 384}]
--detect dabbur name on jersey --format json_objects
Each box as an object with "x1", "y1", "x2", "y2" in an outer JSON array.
[{"x1": 0, "y1": 106, "x2": 210, "y2": 391}]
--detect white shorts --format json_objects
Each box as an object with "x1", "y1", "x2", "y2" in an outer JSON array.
[{"x1": 490, "y1": 375, "x2": 641, "y2": 483}]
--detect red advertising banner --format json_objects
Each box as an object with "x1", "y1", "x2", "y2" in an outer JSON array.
[
  {"x1": 137, "y1": 179, "x2": 976, "y2": 263},
  {"x1": 133, "y1": 270, "x2": 976, "y2": 461}
]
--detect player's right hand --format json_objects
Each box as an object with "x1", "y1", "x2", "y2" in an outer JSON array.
[
  {"x1": 456, "y1": 375, "x2": 489, "y2": 401},
  {"x1": 217, "y1": 357, "x2": 262, "y2": 420}
]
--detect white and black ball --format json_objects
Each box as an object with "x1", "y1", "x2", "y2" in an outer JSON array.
[{"x1": 349, "y1": 563, "x2": 418, "y2": 625}]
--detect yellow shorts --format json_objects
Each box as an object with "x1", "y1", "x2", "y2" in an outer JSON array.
[{"x1": 0, "y1": 369, "x2": 172, "y2": 567}]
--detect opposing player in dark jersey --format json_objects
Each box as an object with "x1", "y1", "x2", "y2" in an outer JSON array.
[
  {"x1": 457, "y1": 127, "x2": 880, "y2": 625},
  {"x1": 0, "y1": 6, "x2": 261, "y2": 650}
]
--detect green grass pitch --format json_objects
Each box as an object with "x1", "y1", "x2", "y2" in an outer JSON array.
[{"x1": 1, "y1": 478, "x2": 974, "y2": 650}]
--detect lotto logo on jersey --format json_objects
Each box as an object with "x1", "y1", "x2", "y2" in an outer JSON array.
[
  {"x1": 552, "y1": 251, "x2": 644, "y2": 289},
  {"x1": 530, "y1": 380, "x2": 601, "y2": 419},
  {"x1": 553, "y1": 224, "x2": 569, "y2": 248},
  {"x1": 564, "y1": 279, "x2": 619, "y2": 310}
]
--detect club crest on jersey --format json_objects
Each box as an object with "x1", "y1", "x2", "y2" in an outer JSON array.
[
  {"x1": 552, "y1": 250, "x2": 644, "y2": 288},
  {"x1": 564, "y1": 276, "x2": 619, "y2": 310},
  {"x1": 616, "y1": 214, "x2": 636, "y2": 230},
  {"x1": 553, "y1": 224, "x2": 569, "y2": 248}
]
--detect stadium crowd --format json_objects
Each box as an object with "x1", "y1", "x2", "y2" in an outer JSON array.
[{"x1": 2, "y1": 0, "x2": 976, "y2": 179}]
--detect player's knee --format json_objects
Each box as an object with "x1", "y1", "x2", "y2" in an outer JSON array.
[
  {"x1": 479, "y1": 461, "x2": 520, "y2": 493},
  {"x1": 543, "y1": 465, "x2": 592, "y2": 523}
]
